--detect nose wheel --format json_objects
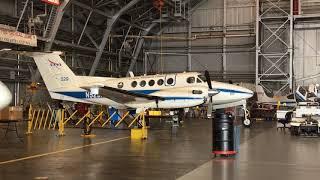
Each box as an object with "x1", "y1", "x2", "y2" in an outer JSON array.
[
  {"x1": 243, "y1": 118, "x2": 251, "y2": 127},
  {"x1": 242, "y1": 102, "x2": 251, "y2": 128}
]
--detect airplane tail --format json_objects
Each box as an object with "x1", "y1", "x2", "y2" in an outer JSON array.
[
  {"x1": 30, "y1": 52, "x2": 79, "y2": 91},
  {"x1": 256, "y1": 85, "x2": 274, "y2": 103}
]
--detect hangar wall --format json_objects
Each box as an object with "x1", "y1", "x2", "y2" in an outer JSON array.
[
  {"x1": 294, "y1": 24, "x2": 320, "y2": 86},
  {"x1": 0, "y1": 0, "x2": 16, "y2": 16},
  {"x1": 147, "y1": 0, "x2": 256, "y2": 82}
]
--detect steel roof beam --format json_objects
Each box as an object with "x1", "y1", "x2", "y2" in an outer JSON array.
[
  {"x1": 127, "y1": 23, "x2": 158, "y2": 76},
  {"x1": 72, "y1": 0, "x2": 146, "y2": 31},
  {"x1": 89, "y1": 0, "x2": 142, "y2": 76}
]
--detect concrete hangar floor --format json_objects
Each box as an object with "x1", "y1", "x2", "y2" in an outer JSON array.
[{"x1": 0, "y1": 119, "x2": 319, "y2": 180}]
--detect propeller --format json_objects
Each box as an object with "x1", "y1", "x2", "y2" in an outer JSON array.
[
  {"x1": 205, "y1": 70, "x2": 214, "y2": 118},
  {"x1": 205, "y1": 70, "x2": 212, "y2": 89}
]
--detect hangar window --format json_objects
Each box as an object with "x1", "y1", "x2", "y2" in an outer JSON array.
[
  {"x1": 117, "y1": 82, "x2": 124, "y2": 88},
  {"x1": 131, "y1": 81, "x2": 137, "y2": 88},
  {"x1": 157, "y1": 79, "x2": 164, "y2": 86},
  {"x1": 140, "y1": 80, "x2": 146, "y2": 87},
  {"x1": 149, "y1": 80, "x2": 155, "y2": 86},
  {"x1": 167, "y1": 78, "x2": 174, "y2": 85},
  {"x1": 187, "y1": 77, "x2": 195, "y2": 84}
]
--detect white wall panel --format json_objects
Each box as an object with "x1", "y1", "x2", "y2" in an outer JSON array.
[{"x1": 294, "y1": 26, "x2": 320, "y2": 86}]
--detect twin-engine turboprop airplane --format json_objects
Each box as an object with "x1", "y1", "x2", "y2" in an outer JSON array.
[
  {"x1": 0, "y1": 81, "x2": 12, "y2": 110},
  {"x1": 1, "y1": 51, "x2": 253, "y2": 116}
]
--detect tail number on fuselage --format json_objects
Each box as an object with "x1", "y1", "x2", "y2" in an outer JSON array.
[
  {"x1": 85, "y1": 92, "x2": 101, "y2": 98},
  {"x1": 60, "y1": 76, "x2": 69, "y2": 81}
]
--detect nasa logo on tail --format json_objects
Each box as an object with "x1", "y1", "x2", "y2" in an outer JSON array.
[{"x1": 48, "y1": 59, "x2": 62, "y2": 68}]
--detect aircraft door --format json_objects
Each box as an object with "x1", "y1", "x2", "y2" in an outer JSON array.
[{"x1": 165, "y1": 74, "x2": 176, "y2": 86}]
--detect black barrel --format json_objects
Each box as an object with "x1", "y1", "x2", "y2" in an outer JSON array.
[{"x1": 212, "y1": 113, "x2": 236, "y2": 155}]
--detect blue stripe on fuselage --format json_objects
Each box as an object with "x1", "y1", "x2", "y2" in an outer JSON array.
[
  {"x1": 53, "y1": 87, "x2": 251, "y2": 100},
  {"x1": 53, "y1": 91, "x2": 101, "y2": 99}
]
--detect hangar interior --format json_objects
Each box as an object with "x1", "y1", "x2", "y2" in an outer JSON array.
[{"x1": 1, "y1": 0, "x2": 320, "y2": 179}]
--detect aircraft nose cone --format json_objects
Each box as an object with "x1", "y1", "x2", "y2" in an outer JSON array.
[
  {"x1": 242, "y1": 87, "x2": 254, "y2": 99},
  {"x1": 0, "y1": 81, "x2": 12, "y2": 110}
]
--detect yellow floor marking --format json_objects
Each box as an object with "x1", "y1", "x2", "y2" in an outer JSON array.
[{"x1": 0, "y1": 136, "x2": 129, "y2": 165}]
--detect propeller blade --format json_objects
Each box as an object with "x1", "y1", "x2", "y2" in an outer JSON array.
[
  {"x1": 207, "y1": 100, "x2": 213, "y2": 118},
  {"x1": 205, "y1": 70, "x2": 212, "y2": 89}
]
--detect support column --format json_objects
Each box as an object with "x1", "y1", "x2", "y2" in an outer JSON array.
[
  {"x1": 255, "y1": 0, "x2": 294, "y2": 95},
  {"x1": 289, "y1": 0, "x2": 294, "y2": 90},
  {"x1": 222, "y1": 0, "x2": 227, "y2": 79},
  {"x1": 187, "y1": 12, "x2": 192, "y2": 72},
  {"x1": 89, "y1": 0, "x2": 142, "y2": 76}
]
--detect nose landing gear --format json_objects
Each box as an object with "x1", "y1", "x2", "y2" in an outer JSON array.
[{"x1": 242, "y1": 103, "x2": 251, "y2": 127}]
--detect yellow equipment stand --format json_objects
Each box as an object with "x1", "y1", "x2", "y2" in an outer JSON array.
[
  {"x1": 57, "y1": 109, "x2": 66, "y2": 136},
  {"x1": 25, "y1": 105, "x2": 34, "y2": 135},
  {"x1": 130, "y1": 111, "x2": 147, "y2": 140}
]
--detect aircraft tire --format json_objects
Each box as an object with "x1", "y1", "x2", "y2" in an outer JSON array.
[{"x1": 243, "y1": 118, "x2": 252, "y2": 128}]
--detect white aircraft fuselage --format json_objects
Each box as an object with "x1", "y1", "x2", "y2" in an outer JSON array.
[
  {"x1": 0, "y1": 81, "x2": 12, "y2": 110},
  {"x1": 49, "y1": 72, "x2": 253, "y2": 109}
]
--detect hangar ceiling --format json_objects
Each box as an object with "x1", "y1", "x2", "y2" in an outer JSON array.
[{"x1": 0, "y1": 0, "x2": 205, "y2": 81}]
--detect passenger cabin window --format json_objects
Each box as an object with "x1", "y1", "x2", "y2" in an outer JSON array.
[
  {"x1": 157, "y1": 79, "x2": 164, "y2": 86},
  {"x1": 187, "y1": 77, "x2": 195, "y2": 84},
  {"x1": 131, "y1": 81, "x2": 137, "y2": 88},
  {"x1": 167, "y1": 78, "x2": 174, "y2": 85},
  {"x1": 149, "y1": 80, "x2": 155, "y2": 86},
  {"x1": 118, "y1": 82, "x2": 124, "y2": 88},
  {"x1": 140, "y1": 80, "x2": 146, "y2": 87}
]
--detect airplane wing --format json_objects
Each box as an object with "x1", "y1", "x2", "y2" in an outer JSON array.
[{"x1": 82, "y1": 86, "x2": 164, "y2": 104}]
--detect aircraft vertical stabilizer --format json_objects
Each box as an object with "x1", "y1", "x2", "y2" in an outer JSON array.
[{"x1": 31, "y1": 52, "x2": 79, "y2": 91}]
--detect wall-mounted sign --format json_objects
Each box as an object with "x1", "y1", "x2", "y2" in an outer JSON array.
[
  {"x1": 0, "y1": 24, "x2": 37, "y2": 47},
  {"x1": 41, "y1": 0, "x2": 60, "y2": 6}
]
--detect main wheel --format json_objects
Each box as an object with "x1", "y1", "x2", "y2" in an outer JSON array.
[{"x1": 243, "y1": 118, "x2": 252, "y2": 128}]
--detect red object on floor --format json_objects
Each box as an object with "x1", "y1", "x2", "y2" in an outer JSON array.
[{"x1": 213, "y1": 151, "x2": 237, "y2": 155}]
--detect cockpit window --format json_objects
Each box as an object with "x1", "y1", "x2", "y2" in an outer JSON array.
[
  {"x1": 187, "y1": 77, "x2": 195, "y2": 84},
  {"x1": 198, "y1": 75, "x2": 207, "y2": 82},
  {"x1": 197, "y1": 78, "x2": 202, "y2": 83},
  {"x1": 167, "y1": 78, "x2": 174, "y2": 85}
]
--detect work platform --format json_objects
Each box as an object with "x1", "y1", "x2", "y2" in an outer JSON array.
[{"x1": 0, "y1": 119, "x2": 319, "y2": 179}]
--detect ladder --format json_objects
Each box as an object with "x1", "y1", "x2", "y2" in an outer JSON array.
[{"x1": 43, "y1": 6, "x2": 58, "y2": 38}]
